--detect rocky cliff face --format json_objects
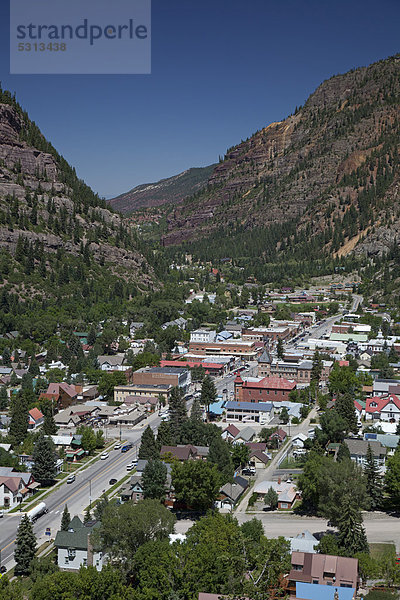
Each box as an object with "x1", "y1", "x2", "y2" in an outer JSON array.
[
  {"x1": 0, "y1": 91, "x2": 154, "y2": 287},
  {"x1": 108, "y1": 164, "x2": 215, "y2": 213},
  {"x1": 161, "y1": 55, "x2": 400, "y2": 259}
]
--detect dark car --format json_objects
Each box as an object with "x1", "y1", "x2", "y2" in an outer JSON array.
[
  {"x1": 121, "y1": 443, "x2": 133, "y2": 453},
  {"x1": 0, "y1": 566, "x2": 6, "y2": 574},
  {"x1": 109, "y1": 478, "x2": 117, "y2": 486}
]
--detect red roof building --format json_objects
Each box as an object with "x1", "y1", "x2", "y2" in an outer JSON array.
[
  {"x1": 28, "y1": 408, "x2": 44, "y2": 430},
  {"x1": 365, "y1": 394, "x2": 400, "y2": 422}
]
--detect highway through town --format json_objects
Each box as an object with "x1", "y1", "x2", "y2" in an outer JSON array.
[{"x1": 0, "y1": 410, "x2": 162, "y2": 569}]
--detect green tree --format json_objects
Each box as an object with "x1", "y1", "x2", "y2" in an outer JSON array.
[
  {"x1": 87, "y1": 325, "x2": 97, "y2": 346},
  {"x1": 208, "y1": 436, "x2": 233, "y2": 484},
  {"x1": 95, "y1": 430, "x2": 105, "y2": 449},
  {"x1": 280, "y1": 407, "x2": 289, "y2": 424},
  {"x1": 335, "y1": 393, "x2": 358, "y2": 434},
  {"x1": 61, "y1": 505, "x2": 70, "y2": 531},
  {"x1": 337, "y1": 442, "x2": 351, "y2": 462},
  {"x1": 98, "y1": 371, "x2": 127, "y2": 403},
  {"x1": 385, "y1": 446, "x2": 400, "y2": 509},
  {"x1": 142, "y1": 459, "x2": 167, "y2": 500},
  {"x1": 337, "y1": 495, "x2": 369, "y2": 556},
  {"x1": 78, "y1": 426, "x2": 97, "y2": 455},
  {"x1": 264, "y1": 486, "x2": 279, "y2": 510},
  {"x1": 2, "y1": 347, "x2": 11, "y2": 366},
  {"x1": 94, "y1": 493, "x2": 109, "y2": 521},
  {"x1": 42, "y1": 410, "x2": 57, "y2": 436},
  {"x1": 277, "y1": 338, "x2": 284, "y2": 359},
  {"x1": 190, "y1": 397, "x2": 203, "y2": 422},
  {"x1": 97, "y1": 499, "x2": 175, "y2": 574},
  {"x1": 168, "y1": 386, "x2": 187, "y2": 440},
  {"x1": 0, "y1": 385, "x2": 8, "y2": 410},
  {"x1": 311, "y1": 350, "x2": 323, "y2": 384},
  {"x1": 317, "y1": 533, "x2": 340, "y2": 555},
  {"x1": 156, "y1": 421, "x2": 174, "y2": 448},
  {"x1": 32, "y1": 434, "x2": 56, "y2": 486},
  {"x1": 200, "y1": 375, "x2": 217, "y2": 415},
  {"x1": 131, "y1": 540, "x2": 181, "y2": 600},
  {"x1": 298, "y1": 451, "x2": 328, "y2": 513},
  {"x1": 14, "y1": 514, "x2": 37, "y2": 576},
  {"x1": 365, "y1": 442, "x2": 383, "y2": 510},
  {"x1": 171, "y1": 460, "x2": 221, "y2": 511},
  {"x1": 139, "y1": 425, "x2": 159, "y2": 460},
  {"x1": 231, "y1": 443, "x2": 250, "y2": 469},
  {"x1": 9, "y1": 394, "x2": 29, "y2": 445},
  {"x1": 84, "y1": 506, "x2": 92, "y2": 524}
]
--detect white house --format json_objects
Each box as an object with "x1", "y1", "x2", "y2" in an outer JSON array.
[
  {"x1": 189, "y1": 328, "x2": 217, "y2": 344},
  {"x1": 0, "y1": 468, "x2": 37, "y2": 509},
  {"x1": 54, "y1": 516, "x2": 106, "y2": 571},
  {"x1": 365, "y1": 394, "x2": 400, "y2": 422}
]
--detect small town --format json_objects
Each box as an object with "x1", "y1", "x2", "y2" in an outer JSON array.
[
  {"x1": 1, "y1": 275, "x2": 400, "y2": 600},
  {"x1": 1, "y1": 2, "x2": 400, "y2": 599}
]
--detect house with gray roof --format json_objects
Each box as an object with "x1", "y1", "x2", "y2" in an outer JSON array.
[
  {"x1": 344, "y1": 438, "x2": 386, "y2": 468},
  {"x1": 54, "y1": 516, "x2": 105, "y2": 571},
  {"x1": 215, "y1": 475, "x2": 249, "y2": 510}
]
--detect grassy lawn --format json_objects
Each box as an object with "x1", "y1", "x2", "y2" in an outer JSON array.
[
  {"x1": 364, "y1": 591, "x2": 399, "y2": 600},
  {"x1": 369, "y1": 543, "x2": 397, "y2": 561},
  {"x1": 278, "y1": 457, "x2": 304, "y2": 470}
]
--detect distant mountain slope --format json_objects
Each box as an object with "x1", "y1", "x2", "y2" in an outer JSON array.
[
  {"x1": 161, "y1": 55, "x2": 400, "y2": 265},
  {"x1": 108, "y1": 164, "x2": 216, "y2": 213}
]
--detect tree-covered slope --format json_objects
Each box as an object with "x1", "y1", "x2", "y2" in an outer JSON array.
[
  {"x1": 161, "y1": 55, "x2": 400, "y2": 268},
  {"x1": 0, "y1": 86, "x2": 156, "y2": 340}
]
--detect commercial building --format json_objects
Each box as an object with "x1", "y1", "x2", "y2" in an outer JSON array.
[
  {"x1": 129, "y1": 366, "x2": 191, "y2": 395},
  {"x1": 234, "y1": 374, "x2": 296, "y2": 403}
]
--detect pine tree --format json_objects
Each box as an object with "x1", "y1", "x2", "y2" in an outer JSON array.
[
  {"x1": 337, "y1": 495, "x2": 369, "y2": 556},
  {"x1": 208, "y1": 436, "x2": 233, "y2": 484},
  {"x1": 2, "y1": 346, "x2": 11, "y2": 366},
  {"x1": 200, "y1": 375, "x2": 217, "y2": 415},
  {"x1": 61, "y1": 505, "x2": 71, "y2": 531},
  {"x1": 277, "y1": 338, "x2": 284, "y2": 359},
  {"x1": 142, "y1": 459, "x2": 167, "y2": 500},
  {"x1": 337, "y1": 442, "x2": 351, "y2": 462},
  {"x1": 14, "y1": 514, "x2": 37, "y2": 576},
  {"x1": 138, "y1": 425, "x2": 159, "y2": 460},
  {"x1": 156, "y1": 421, "x2": 174, "y2": 448},
  {"x1": 32, "y1": 434, "x2": 56, "y2": 486},
  {"x1": 94, "y1": 493, "x2": 109, "y2": 521},
  {"x1": 365, "y1": 443, "x2": 382, "y2": 510},
  {"x1": 168, "y1": 386, "x2": 187, "y2": 440},
  {"x1": 335, "y1": 393, "x2": 358, "y2": 433},
  {"x1": 311, "y1": 350, "x2": 323, "y2": 384},
  {"x1": 264, "y1": 486, "x2": 279, "y2": 510},
  {"x1": 190, "y1": 397, "x2": 203, "y2": 422},
  {"x1": 87, "y1": 325, "x2": 97, "y2": 346},
  {"x1": 0, "y1": 385, "x2": 8, "y2": 410},
  {"x1": 9, "y1": 394, "x2": 29, "y2": 445}
]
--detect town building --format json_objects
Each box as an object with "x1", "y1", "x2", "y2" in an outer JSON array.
[
  {"x1": 54, "y1": 516, "x2": 105, "y2": 571},
  {"x1": 225, "y1": 400, "x2": 274, "y2": 425},
  {"x1": 188, "y1": 340, "x2": 257, "y2": 360},
  {"x1": 0, "y1": 468, "x2": 39, "y2": 509},
  {"x1": 129, "y1": 366, "x2": 191, "y2": 395},
  {"x1": 113, "y1": 383, "x2": 172, "y2": 404},
  {"x1": 344, "y1": 438, "x2": 386, "y2": 468},
  {"x1": 234, "y1": 374, "x2": 296, "y2": 403},
  {"x1": 189, "y1": 328, "x2": 217, "y2": 344},
  {"x1": 288, "y1": 552, "x2": 358, "y2": 600},
  {"x1": 365, "y1": 394, "x2": 400, "y2": 422}
]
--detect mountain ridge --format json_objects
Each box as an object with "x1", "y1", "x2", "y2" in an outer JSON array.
[
  {"x1": 158, "y1": 54, "x2": 400, "y2": 266},
  {"x1": 108, "y1": 164, "x2": 215, "y2": 213}
]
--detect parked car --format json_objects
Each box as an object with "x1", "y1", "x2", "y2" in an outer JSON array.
[
  {"x1": 114, "y1": 443, "x2": 121, "y2": 450},
  {"x1": 100, "y1": 452, "x2": 109, "y2": 460},
  {"x1": 222, "y1": 388, "x2": 227, "y2": 393},
  {"x1": 0, "y1": 509, "x2": 4, "y2": 518},
  {"x1": 66, "y1": 474, "x2": 76, "y2": 484},
  {"x1": 242, "y1": 467, "x2": 256, "y2": 476},
  {"x1": 0, "y1": 566, "x2": 6, "y2": 574},
  {"x1": 126, "y1": 463, "x2": 135, "y2": 471},
  {"x1": 109, "y1": 478, "x2": 117, "y2": 485}
]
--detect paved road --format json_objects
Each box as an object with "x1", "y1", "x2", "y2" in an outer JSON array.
[
  {"x1": 0, "y1": 410, "x2": 163, "y2": 570},
  {"x1": 175, "y1": 512, "x2": 400, "y2": 550}
]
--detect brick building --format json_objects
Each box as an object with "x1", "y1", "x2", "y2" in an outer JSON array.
[{"x1": 234, "y1": 373, "x2": 296, "y2": 403}]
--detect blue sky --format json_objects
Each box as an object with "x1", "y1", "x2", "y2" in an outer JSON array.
[{"x1": 1, "y1": 0, "x2": 399, "y2": 198}]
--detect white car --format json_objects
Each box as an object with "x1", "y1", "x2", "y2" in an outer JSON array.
[
  {"x1": 100, "y1": 452, "x2": 109, "y2": 460},
  {"x1": 126, "y1": 463, "x2": 135, "y2": 471},
  {"x1": 114, "y1": 443, "x2": 122, "y2": 450}
]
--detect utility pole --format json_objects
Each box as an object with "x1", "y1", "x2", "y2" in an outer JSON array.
[{"x1": 89, "y1": 478, "x2": 92, "y2": 508}]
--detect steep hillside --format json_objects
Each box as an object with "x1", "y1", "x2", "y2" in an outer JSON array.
[
  {"x1": 0, "y1": 87, "x2": 156, "y2": 340},
  {"x1": 108, "y1": 164, "x2": 215, "y2": 213},
  {"x1": 162, "y1": 55, "x2": 400, "y2": 267}
]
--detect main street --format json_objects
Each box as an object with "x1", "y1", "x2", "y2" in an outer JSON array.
[{"x1": 0, "y1": 410, "x2": 163, "y2": 570}]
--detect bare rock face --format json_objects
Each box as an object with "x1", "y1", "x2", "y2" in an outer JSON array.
[
  {"x1": 0, "y1": 99, "x2": 155, "y2": 288},
  {"x1": 161, "y1": 55, "x2": 400, "y2": 254}
]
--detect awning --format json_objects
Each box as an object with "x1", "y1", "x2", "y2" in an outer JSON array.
[
  {"x1": 28, "y1": 482, "x2": 41, "y2": 490},
  {"x1": 20, "y1": 487, "x2": 29, "y2": 495}
]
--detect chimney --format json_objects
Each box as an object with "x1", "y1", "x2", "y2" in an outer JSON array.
[{"x1": 278, "y1": 477, "x2": 281, "y2": 485}]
